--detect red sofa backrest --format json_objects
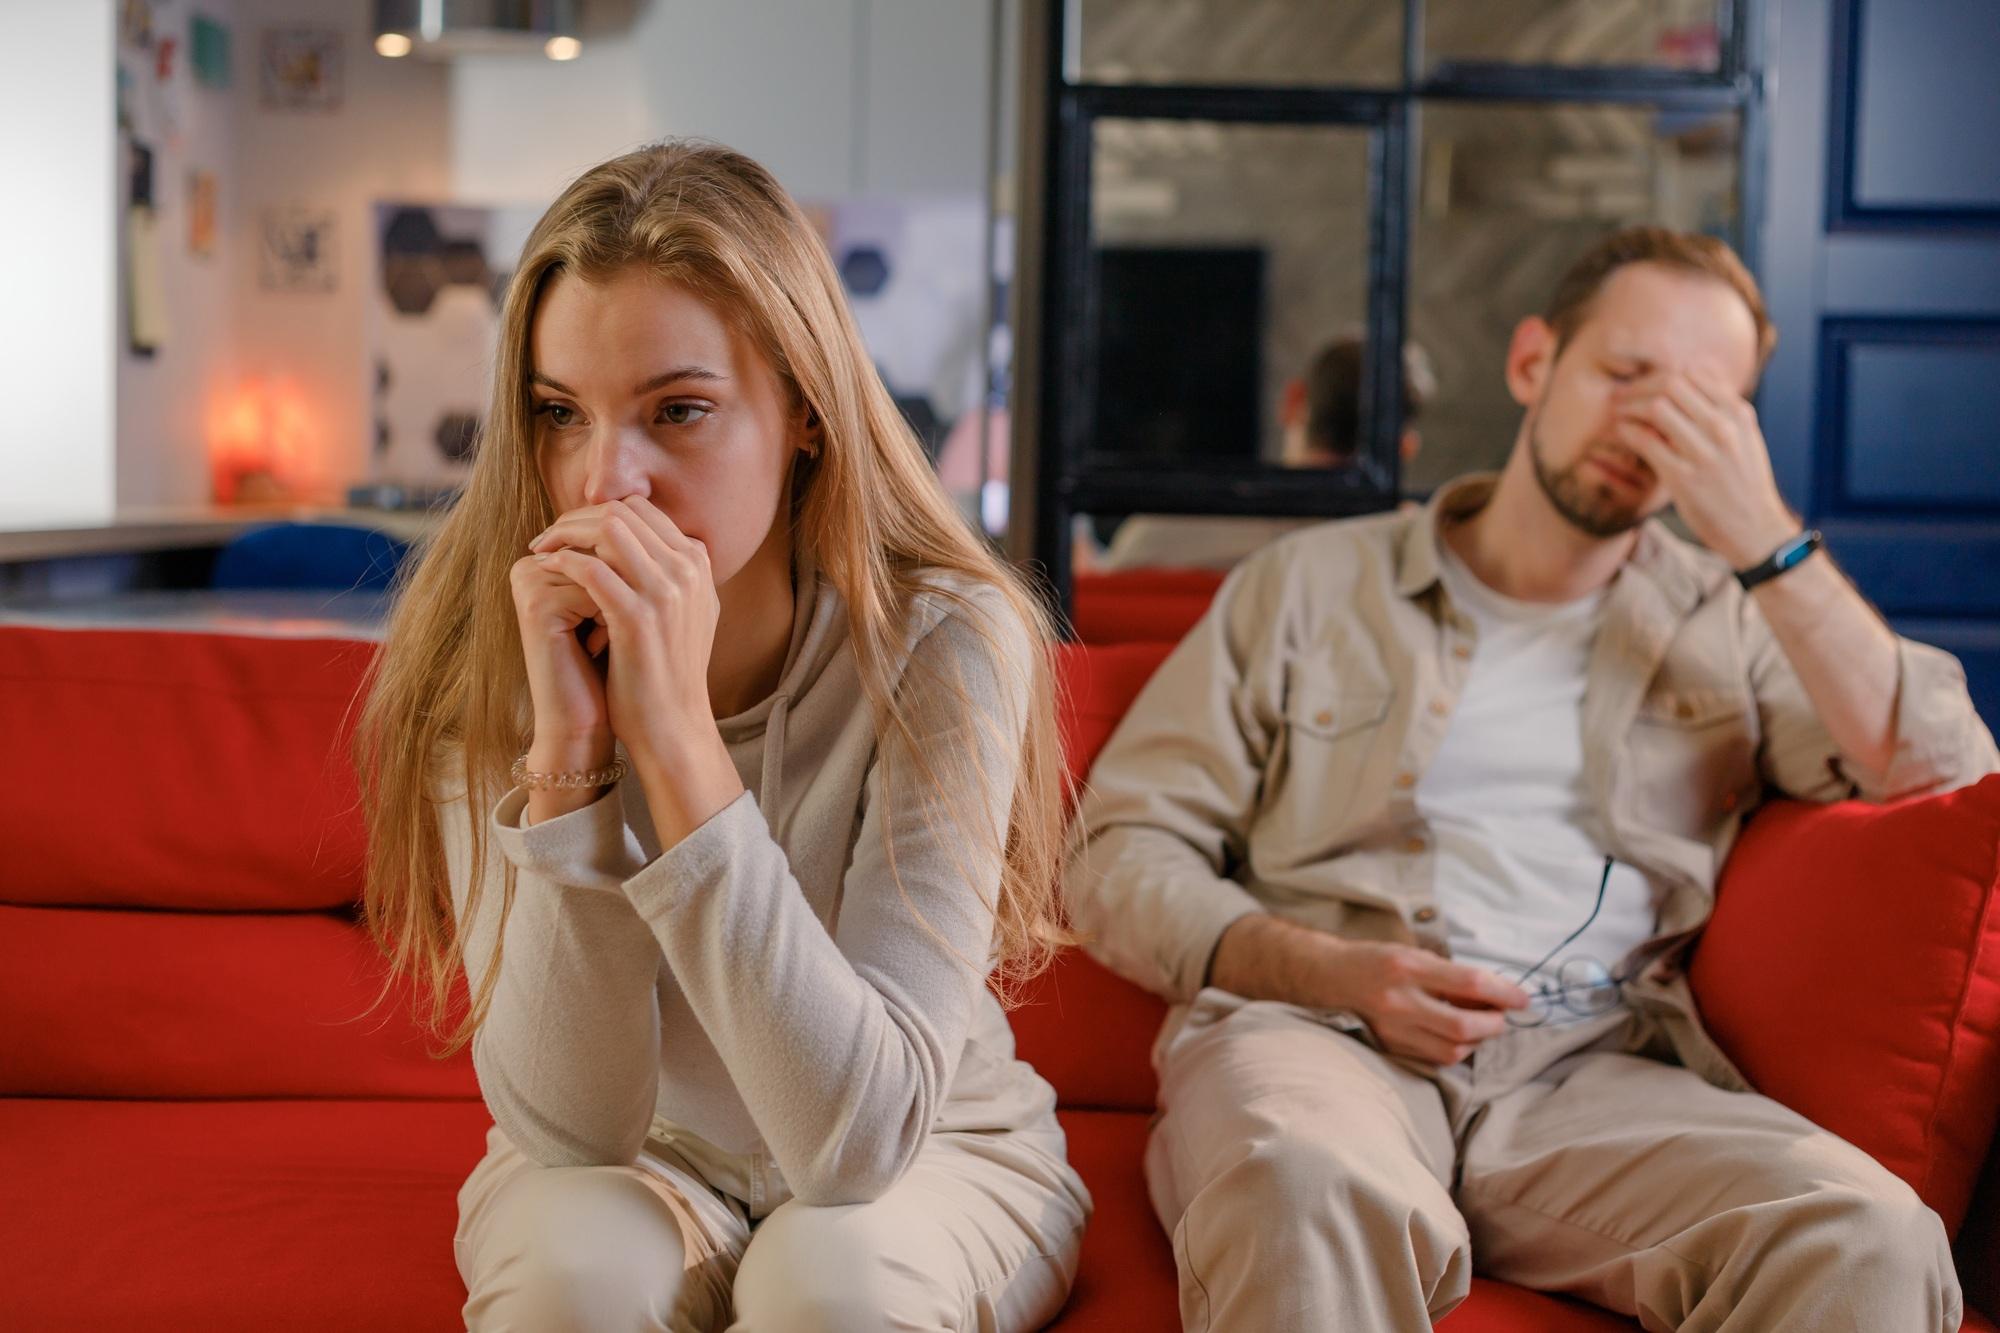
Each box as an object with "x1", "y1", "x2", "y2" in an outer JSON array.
[
  {"x1": 0, "y1": 626, "x2": 1185, "y2": 1110},
  {"x1": 7, "y1": 622, "x2": 1991, "y2": 1277},
  {"x1": 0, "y1": 901, "x2": 476, "y2": 1100},
  {"x1": 0, "y1": 626, "x2": 471, "y2": 1101},
  {"x1": 0, "y1": 627, "x2": 376, "y2": 911},
  {"x1": 1071, "y1": 568, "x2": 1225, "y2": 645},
  {"x1": 1008, "y1": 641, "x2": 1177, "y2": 1112}
]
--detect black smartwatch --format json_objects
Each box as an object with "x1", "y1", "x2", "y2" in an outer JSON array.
[{"x1": 1735, "y1": 528, "x2": 1823, "y2": 591}]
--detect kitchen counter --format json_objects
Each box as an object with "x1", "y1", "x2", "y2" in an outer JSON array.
[{"x1": 0, "y1": 505, "x2": 442, "y2": 565}]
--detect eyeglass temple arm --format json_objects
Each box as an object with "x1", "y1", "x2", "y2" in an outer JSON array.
[{"x1": 1514, "y1": 855, "x2": 1616, "y2": 985}]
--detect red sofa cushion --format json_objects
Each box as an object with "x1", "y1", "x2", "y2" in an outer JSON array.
[
  {"x1": 1050, "y1": 1110, "x2": 1181, "y2": 1330},
  {"x1": 0, "y1": 904, "x2": 475, "y2": 1100},
  {"x1": 1054, "y1": 639, "x2": 1175, "y2": 800},
  {"x1": 6, "y1": 1099, "x2": 1988, "y2": 1333},
  {"x1": 1691, "y1": 774, "x2": 2000, "y2": 1236},
  {"x1": 0, "y1": 1098, "x2": 492, "y2": 1333},
  {"x1": 1012, "y1": 950, "x2": 1165, "y2": 1112},
  {"x1": 0, "y1": 628, "x2": 375, "y2": 911},
  {"x1": 1070, "y1": 569, "x2": 1224, "y2": 646}
]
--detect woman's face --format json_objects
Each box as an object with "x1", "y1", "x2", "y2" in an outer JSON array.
[{"x1": 527, "y1": 265, "x2": 807, "y2": 589}]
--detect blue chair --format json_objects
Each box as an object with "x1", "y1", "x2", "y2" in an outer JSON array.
[{"x1": 210, "y1": 523, "x2": 410, "y2": 592}]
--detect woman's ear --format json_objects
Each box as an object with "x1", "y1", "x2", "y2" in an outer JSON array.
[{"x1": 799, "y1": 406, "x2": 822, "y2": 458}]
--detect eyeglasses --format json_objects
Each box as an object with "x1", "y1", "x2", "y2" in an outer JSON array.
[{"x1": 1504, "y1": 856, "x2": 1632, "y2": 1029}]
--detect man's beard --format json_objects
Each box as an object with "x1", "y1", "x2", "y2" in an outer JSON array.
[{"x1": 1528, "y1": 415, "x2": 1649, "y2": 539}]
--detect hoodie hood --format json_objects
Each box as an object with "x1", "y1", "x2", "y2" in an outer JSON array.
[
  {"x1": 709, "y1": 551, "x2": 851, "y2": 835},
  {"x1": 712, "y1": 550, "x2": 846, "y2": 746}
]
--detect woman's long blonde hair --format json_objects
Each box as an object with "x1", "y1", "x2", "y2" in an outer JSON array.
[{"x1": 355, "y1": 140, "x2": 1067, "y2": 1052}]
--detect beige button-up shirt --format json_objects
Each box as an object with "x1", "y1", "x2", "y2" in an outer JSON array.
[{"x1": 1068, "y1": 475, "x2": 1999, "y2": 1089}]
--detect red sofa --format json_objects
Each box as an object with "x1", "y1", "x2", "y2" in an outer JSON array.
[
  {"x1": 1071, "y1": 568, "x2": 1226, "y2": 647},
  {"x1": 3, "y1": 622, "x2": 1998, "y2": 1331}
]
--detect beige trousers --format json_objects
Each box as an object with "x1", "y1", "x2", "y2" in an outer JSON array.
[
  {"x1": 454, "y1": 1120, "x2": 1088, "y2": 1332},
  {"x1": 1147, "y1": 988, "x2": 1962, "y2": 1333}
]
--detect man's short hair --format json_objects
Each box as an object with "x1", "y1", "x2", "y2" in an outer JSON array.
[
  {"x1": 1306, "y1": 337, "x2": 1438, "y2": 458},
  {"x1": 1545, "y1": 225, "x2": 1777, "y2": 372}
]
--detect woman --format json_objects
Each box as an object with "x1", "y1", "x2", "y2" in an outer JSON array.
[{"x1": 356, "y1": 140, "x2": 1090, "y2": 1331}]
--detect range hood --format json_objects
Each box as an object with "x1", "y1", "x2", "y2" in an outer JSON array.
[{"x1": 374, "y1": 0, "x2": 581, "y2": 60}]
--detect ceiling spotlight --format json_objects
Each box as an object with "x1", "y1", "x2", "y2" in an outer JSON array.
[{"x1": 372, "y1": 1, "x2": 579, "y2": 59}]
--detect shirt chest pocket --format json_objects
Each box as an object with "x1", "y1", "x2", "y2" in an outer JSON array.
[
  {"x1": 1625, "y1": 688, "x2": 1758, "y2": 838},
  {"x1": 1258, "y1": 661, "x2": 1396, "y2": 865}
]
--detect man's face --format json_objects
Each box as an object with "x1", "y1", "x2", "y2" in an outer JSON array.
[{"x1": 1506, "y1": 262, "x2": 1762, "y2": 538}]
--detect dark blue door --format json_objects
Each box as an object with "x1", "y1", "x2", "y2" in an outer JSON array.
[{"x1": 1761, "y1": 0, "x2": 2000, "y2": 727}]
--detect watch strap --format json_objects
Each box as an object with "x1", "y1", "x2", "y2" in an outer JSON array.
[{"x1": 1735, "y1": 528, "x2": 1823, "y2": 591}]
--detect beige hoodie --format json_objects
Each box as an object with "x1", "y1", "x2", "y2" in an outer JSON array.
[{"x1": 436, "y1": 561, "x2": 1079, "y2": 1216}]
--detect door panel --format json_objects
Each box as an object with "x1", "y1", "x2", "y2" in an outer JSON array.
[{"x1": 1763, "y1": 0, "x2": 2000, "y2": 734}]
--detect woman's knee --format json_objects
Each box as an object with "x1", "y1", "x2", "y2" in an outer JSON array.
[
  {"x1": 460, "y1": 1166, "x2": 692, "y2": 1332},
  {"x1": 729, "y1": 1200, "x2": 948, "y2": 1333}
]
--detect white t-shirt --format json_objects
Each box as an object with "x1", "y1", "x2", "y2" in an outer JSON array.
[{"x1": 1418, "y1": 538, "x2": 1664, "y2": 992}]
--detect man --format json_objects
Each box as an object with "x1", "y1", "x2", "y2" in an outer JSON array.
[
  {"x1": 1092, "y1": 336, "x2": 1436, "y2": 573},
  {"x1": 1067, "y1": 226, "x2": 1997, "y2": 1331}
]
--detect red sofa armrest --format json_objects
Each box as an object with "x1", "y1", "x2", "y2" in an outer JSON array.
[{"x1": 1688, "y1": 775, "x2": 2000, "y2": 1235}]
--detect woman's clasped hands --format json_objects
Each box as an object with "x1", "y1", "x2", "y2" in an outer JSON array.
[{"x1": 508, "y1": 495, "x2": 738, "y2": 837}]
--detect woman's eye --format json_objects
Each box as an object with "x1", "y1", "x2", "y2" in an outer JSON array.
[
  {"x1": 1605, "y1": 368, "x2": 1639, "y2": 383},
  {"x1": 660, "y1": 403, "x2": 711, "y2": 427},
  {"x1": 535, "y1": 402, "x2": 577, "y2": 428}
]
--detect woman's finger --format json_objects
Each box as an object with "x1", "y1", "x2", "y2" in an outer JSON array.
[
  {"x1": 536, "y1": 549, "x2": 642, "y2": 624},
  {"x1": 618, "y1": 496, "x2": 711, "y2": 571},
  {"x1": 510, "y1": 556, "x2": 603, "y2": 624},
  {"x1": 534, "y1": 508, "x2": 666, "y2": 599},
  {"x1": 607, "y1": 499, "x2": 680, "y2": 570}
]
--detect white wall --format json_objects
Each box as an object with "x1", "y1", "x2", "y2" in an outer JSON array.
[
  {"x1": 0, "y1": 3, "x2": 117, "y2": 524},
  {"x1": 858, "y1": 0, "x2": 995, "y2": 196},
  {"x1": 113, "y1": 0, "x2": 241, "y2": 510},
  {"x1": 227, "y1": 0, "x2": 451, "y2": 501},
  {"x1": 9, "y1": 0, "x2": 998, "y2": 519}
]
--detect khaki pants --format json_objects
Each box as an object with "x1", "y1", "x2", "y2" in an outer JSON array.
[
  {"x1": 1147, "y1": 989, "x2": 1961, "y2": 1333},
  {"x1": 454, "y1": 1120, "x2": 1088, "y2": 1332}
]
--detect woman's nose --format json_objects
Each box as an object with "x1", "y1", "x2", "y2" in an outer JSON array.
[{"x1": 581, "y1": 426, "x2": 651, "y2": 506}]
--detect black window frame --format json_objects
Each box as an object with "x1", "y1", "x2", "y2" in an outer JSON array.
[{"x1": 1026, "y1": 0, "x2": 1768, "y2": 622}]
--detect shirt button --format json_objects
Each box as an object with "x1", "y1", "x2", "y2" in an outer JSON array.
[
  {"x1": 1452, "y1": 644, "x2": 1472, "y2": 661},
  {"x1": 1394, "y1": 771, "x2": 1416, "y2": 789},
  {"x1": 1314, "y1": 709, "x2": 1333, "y2": 726},
  {"x1": 1413, "y1": 905, "x2": 1439, "y2": 924},
  {"x1": 1675, "y1": 700, "x2": 1696, "y2": 720},
  {"x1": 1428, "y1": 699, "x2": 1449, "y2": 717},
  {"x1": 1404, "y1": 835, "x2": 1426, "y2": 854}
]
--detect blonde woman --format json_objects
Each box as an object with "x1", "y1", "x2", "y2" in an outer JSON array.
[{"x1": 356, "y1": 141, "x2": 1090, "y2": 1331}]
